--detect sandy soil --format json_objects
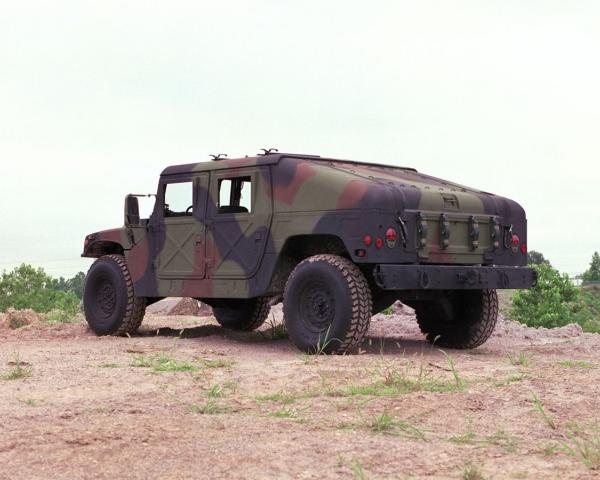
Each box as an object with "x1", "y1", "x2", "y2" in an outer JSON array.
[{"x1": 1, "y1": 306, "x2": 600, "y2": 480}]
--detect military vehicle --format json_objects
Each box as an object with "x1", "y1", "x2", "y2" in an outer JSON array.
[{"x1": 82, "y1": 151, "x2": 535, "y2": 353}]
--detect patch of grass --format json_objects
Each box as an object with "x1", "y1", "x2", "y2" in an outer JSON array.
[
  {"x1": 2, "y1": 354, "x2": 32, "y2": 380},
  {"x1": 531, "y1": 392, "x2": 557, "y2": 430},
  {"x1": 132, "y1": 352, "x2": 198, "y2": 373},
  {"x1": 462, "y1": 462, "x2": 486, "y2": 480},
  {"x1": 190, "y1": 399, "x2": 221, "y2": 415},
  {"x1": 484, "y1": 428, "x2": 518, "y2": 453},
  {"x1": 98, "y1": 363, "x2": 120, "y2": 368},
  {"x1": 43, "y1": 309, "x2": 80, "y2": 324},
  {"x1": 259, "y1": 314, "x2": 288, "y2": 340},
  {"x1": 493, "y1": 373, "x2": 530, "y2": 387},
  {"x1": 440, "y1": 350, "x2": 466, "y2": 390},
  {"x1": 312, "y1": 325, "x2": 334, "y2": 355},
  {"x1": 331, "y1": 359, "x2": 464, "y2": 398},
  {"x1": 349, "y1": 458, "x2": 368, "y2": 480},
  {"x1": 201, "y1": 358, "x2": 235, "y2": 369},
  {"x1": 207, "y1": 384, "x2": 225, "y2": 398},
  {"x1": 448, "y1": 431, "x2": 477, "y2": 445},
  {"x1": 541, "y1": 442, "x2": 561, "y2": 456},
  {"x1": 255, "y1": 390, "x2": 298, "y2": 405},
  {"x1": 562, "y1": 427, "x2": 600, "y2": 470},
  {"x1": 507, "y1": 352, "x2": 532, "y2": 367},
  {"x1": 380, "y1": 305, "x2": 394, "y2": 315},
  {"x1": 559, "y1": 360, "x2": 593, "y2": 369},
  {"x1": 369, "y1": 412, "x2": 426, "y2": 441},
  {"x1": 267, "y1": 408, "x2": 297, "y2": 419},
  {"x1": 21, "y1": 399, "x2": 37, "y2": 407}
]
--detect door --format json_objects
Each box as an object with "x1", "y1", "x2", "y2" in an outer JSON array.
[
  {"x1": 156, "y1": 174, "x2": 209, "y2": 279},
  {"x1": 206, "y1": 167, "x2": 272, "y2": 279}
]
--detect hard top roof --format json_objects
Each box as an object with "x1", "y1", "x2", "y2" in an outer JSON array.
[{"x1": 160, "y1": 153, "x2": 416, "y2": 176}]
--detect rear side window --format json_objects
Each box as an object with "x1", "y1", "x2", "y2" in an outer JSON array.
[
  {"x1": 164, "y1": 181, "x2": 193, "y2": 217},
  {"x1": 218, "y1": 177, "x2": 252, "y2": 214}
]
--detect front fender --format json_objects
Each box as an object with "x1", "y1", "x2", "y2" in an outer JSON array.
[{"x1": 82, "y1": 228, "x2": 130, "y2": 258}]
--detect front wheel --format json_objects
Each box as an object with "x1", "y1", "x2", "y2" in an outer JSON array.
[
  {"x1": 283, "y1": 254, "x2": 372, "y2": 354},
  {"x1": 83, "y1": 254, "x2": 146, "y2": 335},
  {"x1": 415, "y1": 289, "x2": 498, "y2": 349}
]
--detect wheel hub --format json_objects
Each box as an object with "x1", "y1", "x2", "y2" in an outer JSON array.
[
  {"x1": 97, "y1": 280, "x2": 116, "y2": 317},
  {"x1": 299, "y1": 282, "x2": 335, "y2": 332}
]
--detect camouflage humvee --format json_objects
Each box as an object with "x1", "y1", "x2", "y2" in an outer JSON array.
[{"x1": 82, "y1": 151, "x2": 535, "y2": 353}]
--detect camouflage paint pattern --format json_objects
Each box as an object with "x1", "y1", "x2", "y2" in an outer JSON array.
[{"x1": 82, "y1": 153, "x2": 529, "y2": 300}]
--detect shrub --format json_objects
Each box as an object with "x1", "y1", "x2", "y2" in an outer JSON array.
[
  {"x1": 510, "y1": 264, "x2": 580, "y2": 328},
  {"x1": 0, "y1": 264, "x2": 79, "y2": 314}
]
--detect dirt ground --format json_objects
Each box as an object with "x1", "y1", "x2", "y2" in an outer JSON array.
[{"x1": 2, "y1": 304, "x2": 600, "y2": 480}]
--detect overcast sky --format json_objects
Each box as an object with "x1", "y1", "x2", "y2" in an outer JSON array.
[{"x1": 1, "y1": 1, "x2": 598, "y2": 278}]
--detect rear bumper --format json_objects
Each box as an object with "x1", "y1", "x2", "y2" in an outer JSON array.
[{"x1": 373, "y1": 264, "x2": 537, "y2": 290}]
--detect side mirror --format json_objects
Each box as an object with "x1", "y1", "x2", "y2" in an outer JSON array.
[{"x1": 124, "y1": 195, "x2": 140, "y2": 226}]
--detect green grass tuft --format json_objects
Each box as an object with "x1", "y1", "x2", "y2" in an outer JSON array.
[
  {"x1": 369, "y1": 412, "x2": 426, "y2": 441},
  {"x1": 2, "y1": 354, "x2": 32, "y2": 380},
  {"x1": 507, "y1": 352, "x2": 532, "y2": 367},
  {"x1": 132, "y1": 352, "x2": 198, "y2": 373},
  {"x1": 190, "y1": 399, "x2": 221, "y2": 415},
  {"x1": 531, "y1": 392, "x2": 557, "y2": 430},
  {"x1": 201, "y1": 358, "x2": 235, "y2": 369},
  {"x1": 559, "y1": 360, "x2": 593, "y2": 369},
  {"x1": 255, "y1": 390, "x2": 298, "y2": 405},
  {"x1": 267, "y1": 408, "x2": 297, "y2": 419}
]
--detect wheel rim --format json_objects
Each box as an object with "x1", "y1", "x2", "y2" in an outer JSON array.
[
  {"x1": 298, "y1": 281, "x2": 336, "y2": 333},
  {"x1": 96, "y1": 279, "x2": 117, "y2": 318}
]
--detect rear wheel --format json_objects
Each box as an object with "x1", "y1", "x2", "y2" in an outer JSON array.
[
  {"x1": 212, "y1": 297, "x2": 271, "y2": 331},
  {"x1": 83, "y1": 254, "x2": 146, "y2": 335},
  {"x1": 415, "y1": 289, "x2": 498, "y2": 349},
  {"x1": 283, "y1": 254, "x2": 372, "y2": 354}
]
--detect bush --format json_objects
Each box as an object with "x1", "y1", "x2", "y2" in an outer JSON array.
[
  {"x1": 0, "y1": 264, "x2": 79, "y2": 314},
  {"x1": 510, "y1": 263, "x2": 581, "y2": 329},
  {"x1": 573, "y1": 286, "x2": 600, "y2": 333}
]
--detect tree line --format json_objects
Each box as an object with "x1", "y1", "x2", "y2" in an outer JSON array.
[{"x1": 0, "y1": 264, "x2": 84, "y2": 314}]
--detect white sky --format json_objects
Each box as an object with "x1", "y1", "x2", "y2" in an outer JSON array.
[{"x1": 1, "y1": 1, "x2": 598, "y2": 278}]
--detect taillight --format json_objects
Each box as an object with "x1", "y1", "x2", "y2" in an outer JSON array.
[
  {"x1": 520, "y1": 243, "x2": 527, "y2": 254},
  {"x1": 510, "y1": 233, "x2": 520, "y2": 253},
  {"x1": 375, "y1": 237, "x2": 384, "y2": 249},
  {"x1": 363, "y1": 235, "x2": 372, "y2": 247},
  {"x1": 385, "y1": 227, "x2": 397, "y2": 248}
]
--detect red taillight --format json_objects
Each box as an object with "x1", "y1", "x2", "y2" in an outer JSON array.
[
  {"x1": 520, "y1": 243, "x2": 527, "y2": 254},
  {"x1": 375, "y1": 237, "x2": 384, "y2": 249},
  {"x1": 511, "y1": 234, "x2": 520, "y2": 246},
  {"x1": 363, "y1": 235, "x2": 372, "y2": 247},
  {"x1": 385, "y1": 227, "x2": 397, "y2": 248}
]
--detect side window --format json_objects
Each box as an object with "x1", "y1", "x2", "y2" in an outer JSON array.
[
  {"x1": 217, "y1": 176, "x2": 252, "y2": 214},
  {"x1": 164, "y1": 181, "x2": 193, "y2": 217}
]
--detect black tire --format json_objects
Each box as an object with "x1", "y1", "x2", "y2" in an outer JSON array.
[
  {"x1": 83, "y1": 254, "x2": 146, "y2": 336},
  {"x1": 212, "y1": 297, "x2": 271, "y2": 331},
  {"x1": 283, "y1": 254, "x2": 372, "y2": 354},
  {"x1": 415, "y1": 289, "x2": 498, "y2": 349}
]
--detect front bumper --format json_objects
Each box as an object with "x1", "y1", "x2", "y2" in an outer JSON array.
[{"x1": 374, "y1": 264, "x2": 537, "y2": 290}]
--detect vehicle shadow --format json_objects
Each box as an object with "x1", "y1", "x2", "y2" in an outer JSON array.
[
  {"x1": 137, "y1": 324, "x2": 288, "y2": 344},
  {"x1": 361, "y1": 335, "x2": 448, "y2": 357},
  {"x1": 137, "y1": 324, "x2": 442, "y2": 356}
]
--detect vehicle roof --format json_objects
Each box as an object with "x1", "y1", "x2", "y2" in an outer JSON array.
[{"x1": 160, "y1": 153, "x2": 417, "y2": 176}]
